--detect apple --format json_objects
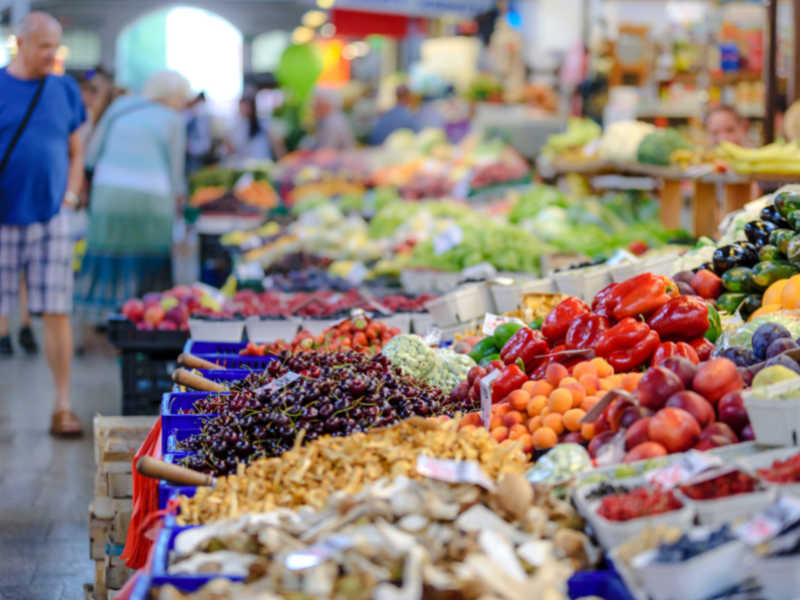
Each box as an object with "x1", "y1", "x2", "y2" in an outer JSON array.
[
  {"x1": 165, "y1": 305, "x2": 189, "y2": 325},
  {"x1": 468, "y1": 366, "x2": 487, "y2": 387},
  {"x1": 608, "y1": 398, "x2": 635, "y2": 432},
  {"x1": 563, "y1": 432, "x2": 587, "y2": 445},
  {"x1": 142, "y1": 292, "x2": 162, "y2": 308},
  {"x1": 593, "y1": 414, "x2": 610, "y2": 437},
  {"x1": 121, "y1": 298, "x2": 146, "y2": 323},
  {"x1": 450, "y1": 381, "x2": 470, "y2": 402},
  {"x1": 144, "y1": 305, "x2": 165, "y2": 326},
  {"x1": 637, "y1": 367, "x2": 685, "y2": 411},
  {"x1": 717, "y1": 391, "x2": 750, "y2": 435},
  {"x1": 624, "y1": 441, "x2": 668, "y2": 463},
  {"x1": 183, "y1": 296, "x2": 201, "y2": 313},
  {"x1": 648, "y1": 407, "x2": 701, "y2": 453},
  {"x1": 157, "y1": 320, "x2": 177, "y2": 331},
  {"x1": 588, "y1": 431, "x2": 615, "y2": 459},
  {"x1": 740, "y1": 424, "x2": 755, "y2": 441},
  {"x1": 660, "y1": 356, "x2": 697, "y2": 389},
  {"x1": 694, "y1": 435, "x2": 733, "y2": 451},
  {"x1": 625, "y1": 417, "x2": 652, "y2": 450},
  {"x1": 618, "y1": 406, "x2": 654, "y2": 430},
  {"x1": 692, "y1": 358, "x2": 744, "y2": 404},
  {"x1": 136, "y1": 321, "x2": 154, "y2": 331},
  {"x1": 171, "y1": 285, "x2": 193, "y2": 300},
  {"x1": 160, "y1": 296, "x2": 179, "y2": 311},
  {"x1": 665, "y1": 391, "x2": 715, "y2": 428},
  {"x1": 700, "y1": 422, "x2": 739, "y2": 445}
]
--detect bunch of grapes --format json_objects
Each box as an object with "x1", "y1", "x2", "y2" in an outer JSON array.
[{"x1": 179, "y1": 350, "x2": 479, "y2": 475}]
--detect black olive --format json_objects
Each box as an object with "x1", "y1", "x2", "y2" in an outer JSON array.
[
  {"x1": 761, "y1": 205, "x2": 792, "y2": 229},
  {"x1": 744, "y1": 220, "x2": 779, "y2": 247}
]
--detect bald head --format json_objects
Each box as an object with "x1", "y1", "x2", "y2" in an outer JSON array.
[{"x1": 12, "y1": 11, "x2": 61, "y2": 79}]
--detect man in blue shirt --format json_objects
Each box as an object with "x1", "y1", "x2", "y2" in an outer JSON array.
[
  {"x1": 370, "y1": 85, "x2": 419, "y2": 146},
  {"x1": 0, "y1": 12, "x2": 86, "y2": 436}
]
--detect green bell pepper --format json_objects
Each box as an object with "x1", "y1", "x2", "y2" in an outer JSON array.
[
  {"x1": 479, "y1": 353, "x2": 502, "y2": 368},
  {"x1": 529, "y1": 317, "x2": 544, "y2": 331},
  {"x1": 468, "y1": 337, "x2": 499, "y2": 363},
  {"x1": 704, "y1": 302, "x2": 721, "y2": 343}
]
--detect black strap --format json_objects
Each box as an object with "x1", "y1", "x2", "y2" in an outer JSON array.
[{"x1": 0, "y1": 77, "x2": 47, "y2": 178}]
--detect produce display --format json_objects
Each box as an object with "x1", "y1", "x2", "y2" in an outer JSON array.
[
  {"x1": 189, "y1": 164, "x2": 278, "y2": 212},
  {"x1": 596, "y1": 486, "x2": 684, "y2": 522},
  {"x1": 177, "y1": 419, "x2": 529, "y2": 520},
  {"x1": 120, "y1": 285, "x2": 220, "y2": 330},
  {"x1": 654, "y1": 525, "x2": 735, "y2": 563},
  {"x1": 679, "y1": 470, "x2": 759, "y2": 500},
  {"x1": 757, "y1": 452, "x2": 800, "y2": 483},
  {"x1": 382, "y1": 334, "x2": 476, "y2": 394},
  {"x1": 716, "y1": 141, "x2": 800, "y2": 176}
]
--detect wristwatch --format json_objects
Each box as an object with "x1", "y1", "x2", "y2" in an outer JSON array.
[{"x1": 63, "y1": 191, "x2": 78, "y2": 207}]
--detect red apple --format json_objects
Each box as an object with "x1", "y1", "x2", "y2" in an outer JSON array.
[
  {"x1": 121, "y1": 298, "x2": 146, "y2": 323},
  {"x1": 665, "y1": 391, "x2": 715, "y2": 428},
  {"x1": 593, "y1": 414, "x2": 610, "y2": 437},
  {"x1": 142, "y1": 292, "x2": 163, "y2": 308},
  {"x1": 700, "y1": 422, "x2": 739, "y2": 445},
  {"x1": 740, "y1": 424, "x2": 755, "y2": 441},
  {"x1": 563, "y1": 432, "x2": 587, "y2": 445},
  {"x1": 625, "y1": 417, "x2": 652, "y2": 450},
  {"x1": 660, "y1": 356, "x2": 697, "y2": 389},
  {"x1": 624, "y1": 441, "x2": 668, "y2": 463},
  {"x1": 157, "y1": 320, "x2": 177, "y2": 331},
  {"x1": 648, "y1": 407, "x2": 701, "y2": 453},
  {"x1": 183, "y1": 296, "x2": 201, "y2": 312},
  {"x1": 468, "y1": 366, "x2": 487, "y2": 387},
  {"x1": 165, "y1": 305, "x2": 189, "y2": 325},
  {"x1": 608, "y1": 398, "x2": 635, "y2": 432},
  {"x1": 144, "y1": 305, "x2": 165, "y2": 326},
  {"x1": 619, "y1": 406, "x2": 654, "y2": 430},
  {"x1": 692, "y1": 358, "x2": 744, "y2": 404},
  {"x1": 694, "y1": 435, "x2": 733, "y2": 451},
  {"x1": 717, "y1": 391, "x2": 750, "y2": 435},
  {"x1": 171, "y1": 285, "x2": 193, "y2": 300},
  {"x1": 450, "y1": 381, "x2": 470, "y2": 402},
  {"x1": 637, "y1": 367, "x2": 685, "y2": 411},
  {"x1": 136, "y1": 321, "x2": 154, "y2": 331},
  {"x1": 588, "y1": 431, "x2": 615, "y2": 459}
]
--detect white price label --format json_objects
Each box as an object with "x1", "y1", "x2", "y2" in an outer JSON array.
[
  {"x1": 285, "y1": 534, "x2": 354, "y2": 570},
  {"x1": 433, "y1": 225, "x2": 464, "y2": 255},
  {"x1": 736, "y1": 496, "x2": 800, "y2": 546},
  {"x1": 480, "y1": 370, "x2": 501, "y2": 429},
  {"x1": 416, "y1": 455, "x2": 495, "y2": 491},
  {"x1": 645, "y1": 450, "x2": 724, "y2": 490},
  {"x1": 325, "y1": 293, "x2": 344, "y2": 305},
  {"x1": 346, "y1": 262, "x2": 369, "y2": 286},
  {"x1": 254, "y1": 371, "x2": 301, "y2": 394},
  {"x1": 233, "y1": 171, "x2": 255, "y2": 192},
  {"x1": 482, "y1": 313, "x2": 526, "y2": 336}
]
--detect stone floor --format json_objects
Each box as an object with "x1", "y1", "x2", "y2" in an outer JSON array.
[{"x1": 0, "y1": 322, "x2": 121, "y2": 600}]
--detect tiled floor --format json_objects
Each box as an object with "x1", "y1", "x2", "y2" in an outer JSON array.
[{"x1": 0, "y1": 322, "x2": 121, "y2": 600}]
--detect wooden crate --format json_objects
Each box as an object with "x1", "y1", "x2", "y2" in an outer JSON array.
[
  {"x1": 112, "y1": 499, "x2": 133, "y2": 546},
  {"x1": 89, "y1": 505, "x2": 113, "y2": 560},
  {"x1": 106, "y1": 472, "x2": 133, "y2": 499},
  {"x1": 93, "y1": 415, "x2": 157, "y2": 465},
  {"x1": 94, "y1": 559, "x2": 107, "y2": 599},
  {"x1": 104, "y1": 553, "x2": 133, "y2": 590}
]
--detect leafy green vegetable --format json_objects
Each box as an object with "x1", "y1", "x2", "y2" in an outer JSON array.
[{"x1": 636, "y1": 128, "x2": 691, "y2": 166}]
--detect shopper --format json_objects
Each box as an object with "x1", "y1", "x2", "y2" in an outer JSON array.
[
  {"x1": 370, "y1": 84, "x2": 419, "y2": 145},
  {"x1": 185, "y1": 91, "x2": 213, "y2": 173},
  {"x1": 312, "y1": 90, "x2": 356, "y2": 151},
  {"x1": 707, "y1": 107, "x2": 749, "y2": 147},
  {"x1": 224, "y1": 95, "x2": 271, "y2": 163},
  {"x1": 74, "y1": 71, "x2": 190, "y2": 327},
  {"x1": 0, "y1": 12, "x2": 86, "y2": 435}
]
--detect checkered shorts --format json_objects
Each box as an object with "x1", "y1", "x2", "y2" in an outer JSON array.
[{"x1": 0, "y1": 209, "x2": 74, "y2": 315}]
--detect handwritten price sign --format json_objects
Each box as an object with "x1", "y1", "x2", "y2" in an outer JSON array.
[
  {"x1": 646, "y1": 450, "x2": 723, "y2": 489},
  {"x1": 736, "y1": 496, "x2": 800, "y2": 546},
  {"x1": 480, "y1": 370, "x2": 500, "y2": 430}
]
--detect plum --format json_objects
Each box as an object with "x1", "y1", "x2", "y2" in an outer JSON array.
[
  {"x1": 672, "y1": 271, "x2": 696, "y2": 286},
  {"x1": 765, "y1": 354, "x2": 800, "y2": 375},
  {"x1": 720, "y1": 346, "x2": 758, "y2": 368},
  {"x1": 737, "y1": 367, "x2": 754, "y2": 387},
  {"x1": 766, "y1": 337, "x2": 800, "y2": 359},
  {"x1": 676, "y1": 282, "x2": 696, "y2": 296},
  {"x1": 637, "y1": 367, "x2": 685, "y2": 411},
  {"x1": 752, "y1": 323, "x2": 792, "y2": 360},
  {"x1": 660, "y1": 356, "x2": 697, "y2": 389}
]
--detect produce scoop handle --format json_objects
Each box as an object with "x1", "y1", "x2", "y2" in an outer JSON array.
[
  {"x1": 172, "y1": 368, "x2": 227, "y2": 392},
  {"x1": 177, "y1": 353, "x2": 225, "y2": 371},
  {"x1": 136, "y1": 456, "x2": 215, "y2": 487}
]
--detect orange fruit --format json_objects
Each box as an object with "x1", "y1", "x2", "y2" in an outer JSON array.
[
  {"x1": 540, "y1": 406, "x2": 552, "y2": 418},
  {"x1": 490, "y1": 415, "x2": 504, "y2": 430},
  {"x1": 503, "y1": 411, "x2": 525, "y2": 428},
  {"x1": 563, "y1": 408, "x2": 586, "y2": 432},
  {"x1": 591, "y1": 357, "x2": 614, "y2": 378},
  {"x1": 508, "y1": 390, "x2": 532, "y2": 411},
  {"x1": 621, "y1": 373, "x2": 641, "y2": 393},
  {"x1": 546, "y1": 363, "x2": 569, "y2": 386},
  {"x1": 764, "y1": 279, "x2": 789, "y2": 307},
  {"x1": 782, "y1": 275, "x2": 800, "y2": 309},
  {"x1": 543, "y1": 413, "x2": 565, "y2": 434},
  {"x1": 559, "y1": 376, "x2": 579, "y2": 388},
  {"x1": 566, "y1": 382, "x2": 586, "y2": 407},
  {"x1": 526, "y1": 395, "x2": 547, "y2": 417},
  {"x1": 580, "y1": 395, "x2": 600, "y2": 412},
  {"x1": 529, "y1": 380, "x2": 554, "y2": 397},
  {"x1": 527, "y1": 415, "x2": 542, "y2": 434},
  {"x1": 749, "y1": 304, "x2": 781, "y2": 321},
  {"x1": 492, "y1": 403, "x2": 512, "y2": 416},
  {"x1": 548, "y1": 388, "x2": 573, "y2": 414},
  {"x1": 532, "y1": 427, "x2": 558, "y2": 449},
  {"x1": 578, "y1": 374, "x2": 600, "y2": 395},
  {"x1": 518, "y1": 433, "x2": 534, "y2": 454},
  {"x1": 491, "y1": 426, "x2": 509, "y2": 442},
  {"x1": 581, "y1": 422, "x2": 595, "y2": 440},
  {"x1": 521, "y1": 380, "x2": 536, "y2": 395},
  {"x1": 573, "y1": 362, "x2": 598, "y2": 379},
  {"x1": 509, "y1": 423, "x2": 529, "y2": 440}
]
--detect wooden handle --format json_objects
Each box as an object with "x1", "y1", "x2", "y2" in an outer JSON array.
[
  {"x1": 177, "y1": 353, "x2": 224, "y2": 371},
  {"x1": 136, "y1": 456, "x2": 214, "y2": 487},
  {"x1": 172, "y1": 368, "x2": 227, "y2": 392}
]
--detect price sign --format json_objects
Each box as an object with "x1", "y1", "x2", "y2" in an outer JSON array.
[
  {"x1": 416, "y1": 455, "x2": 495, "y2": 491},
  {"x1": 481, "y1": 313, "x2": 526, "y2": 336},
  {"x1": 233, "y1": 171, "x2": 254, "y2": 192},
  {"x1": 347, "y1": 262, "x2": 369, "y2": 286},
  {"x1": 480, "y1": 370, "x2": 501, "y2": 429},
  {"x1": 254, "y1": 371, "x2": 301, "y2": 394},
  {"x1": 645, "y1": 450, "x2": 724, "y2": 490},
  {"x1": 325, "y1": 293, "x2": 343, "y2": 305},
  {"x1": 736, "y1": 496, "x2": 800, "y2": 546},
  {"x1": 433, "y1": 225, "x2": 463, "y2": 255}
]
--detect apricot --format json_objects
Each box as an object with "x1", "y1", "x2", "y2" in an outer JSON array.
[
  {"x1": 546, "y1": 363, "x2": 569, "y2": 386},
  {"x1": 573, "y1": 361, "x2": 598, "y2": 379},
  {"x1": 492, "y1": 403, "x2": 512, "y2": 416},
  {"x1": 491, "y1": 426, "x2": 509, "y2": 443},
  {"x1": 521, "y1": 380, "x2": 536, "y2": 395},
  {"x1": 621, "y1": 372, "x2": 642, "y2": 393},
  {"x1": 580, "y1": 395, "x2": 600, "y2": 412},
  {"x1": 518, "y1": 433, "x2": 534, "y2": 454},
  {"x1": 532, "y1": 427, "x2": 558, "y2": 449},
  {"x1": 526, "y1": 395, "x2": 547, "y2": 417},
  {"x1": 559, "y1": 376, "x2": 579, "y2": 388},
  {"x1": 566, "y1": 382, "x2": 587, "y2": 407},
  {"x1": 591, "y1": 357, "x2": 614, "y2": 378},
  {"x1": 508, "y1": 390, "x2": 531, "y2": 412},
  {"x1": 503, "y1": 411, "x2": 526, "y2": 428},
  {"x1": 548, "y1": 388, "x2": 573, "y2": 414},
  {"x1": 563, "y1": 408, "x2": 587, "y2": 432},
  {"x1": 527, "y1": 415, "x2": 542, "y2": 434},
  {"x1": 509, "y1": 423, "x2": 529, "y2": 440},
  {"x1": 581, "y1": 422, "x2": 595, "y2": 440},
  {"x1": 578, "y1": 374, "x2": 600, "y2": 395},
  {"x1": 490, "y1": 415, "x2": 504, "y2": 430},
  {"x1": 460, "y1": 424, "x2": 478, "y2": 433},
  {"x1": 529, "y1": 379, "x2": 554, "y2": 397},
  {"x1": 543, "y1": 413, "x2": 565, "y2": 434}
]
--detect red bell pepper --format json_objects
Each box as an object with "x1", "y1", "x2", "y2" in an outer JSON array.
[
  {"x1": 605, "y1": 273, "x2": 679, "y2": 321},
  {"x1": 541, "y1": 297, "x2": 590, "y2": 345},
  {"x1": 486, "y1": 359, "x2": 505, "y2": 374},
  {"x1": 595, "y1": 318, "x2": 661, "y2": 372},
  {"x1": 651, "y1": 341, "x2": 700, "y2": 366},
  {"x1": 592, "y1": 283, "x2": 620, "y2": 322},
  {"x1": 646, "y1": 296, "x2": 710, "y2": 343},
  {"x1": 566, "y1": 313, "x2": 610, "y2": 350},
  {"x1": 491, "y1": 364, "x2": 529, "y2": 403},
  {"x1": 500, "y1": 327, "x2": 549, "y2": 372},
  {"x1": 689, "y1": 337, "x2": 715, "y2": 362}
]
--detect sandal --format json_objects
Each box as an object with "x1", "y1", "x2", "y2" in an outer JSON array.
[{"x1": 50, "y1": 411, "x2": 83, "y2": 437}]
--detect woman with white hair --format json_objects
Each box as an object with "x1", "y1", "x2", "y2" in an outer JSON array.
[{"x1": 74, "y1": 70, "x2": 191, "y2": 324}]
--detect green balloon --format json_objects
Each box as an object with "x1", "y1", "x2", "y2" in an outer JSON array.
[{"x1": 276, "y1": 43, "x2": 323, "y2": 101}]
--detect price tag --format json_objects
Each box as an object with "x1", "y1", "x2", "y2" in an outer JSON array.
[
  {"x1": 480, "y1": 370, "x2": 501, "y2": 429},
  {"x1": 347, "y1": 262, "x2": 369, "y2": 286},
  {"x1": 433, "y1": 225, "x2": 463, "y2": 255},
  {"x1": 481, "y1": 313, "x2": 526, "y2": 336},
  {"x1": 325, "y1": 293, "x2": 343, "y2": 305},
  {"x1": 233, "y1": 171, "x2": 254, "y2": 192},
  {"x1": 254, "y1": 371, "x2": 301, "y2": 394},
  {"x1": 736, "y1": 496, "x2": 800, "y2": 546},
  {"x1": 285, "y1": 534, "x2": 354, "y2": 570},
  {"x1": 645, "y1": 450, "x2": 724, "y2": 490},
  {"x1": 416, "y1": 455, "x2": 495, "y2": 491}
]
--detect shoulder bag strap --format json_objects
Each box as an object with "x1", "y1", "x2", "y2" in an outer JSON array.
[{"x1": 0, "y1": 76, "x2": 47, "y2": 178}]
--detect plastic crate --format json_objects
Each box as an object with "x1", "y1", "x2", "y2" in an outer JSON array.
[
  {"x1": 188, "y1": 319, "x2": 245, "y2": 342},
  {"x1": 183, "y1": 340, "x2": 248, "y2": 355},
  {"x1": 121, "y1": 351, "x2": 180, "y2": 416},
  {"x1": 108, "y1": 314, "x2": 190, "y2": 351},
  {"x1": 568, "y1": 571, "x2": 636, "y2": 600},
  {"x1": 190, "y1": 353, "x2": 277, "y2": 370},
  {"x1": 164, "y1": 427, "x2": 202, "y2": 455},
  {"x1": 161, "y1": 392, "x2": 223, "y2": 446},
  {"x1": 158, "y1": 453, "x2": 197, "y2": 510}
]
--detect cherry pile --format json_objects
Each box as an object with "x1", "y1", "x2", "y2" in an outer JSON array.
[
  {"x1": 757, "y1": 453, "x2": 800, "y2": 484},
  {"x1": 178, "y1": 350, "x2": 479, "y2": 475},
  {"x1": 680, "y1": 471, "x2": 759, "y2": 500},
  {"x1": 597, "y1": 487, "x2": 683, "y2": 522}
]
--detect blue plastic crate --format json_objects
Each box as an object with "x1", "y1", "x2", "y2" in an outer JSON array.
[
  {"x1": 164, "y1": 427, "x2": 203, "y2": 454},
  {"x1": 183, "y1": 340, "x2": 249, "y2": 355},
  {"x1": 161, "y1": 391, "x2": 223, "y2": 442},
  {"x1": 128, "y1": 571, "x2": 153, "y2": 600},
  {"x1": 568, "y1": 571, "x2": 635, "y2": 600},
  {"x1": 158, "y1": 453, "x2": 199, "y2": 510},
  {"x1": 192, "y1": 353, "x2": 277, "y2": 370}
]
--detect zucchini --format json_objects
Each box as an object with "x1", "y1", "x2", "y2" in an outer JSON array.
[
  {"x1": 788, "y1": 236, "x2": 800, "y2": 265},
  {"x1": 751, "y1": 261, "x2": 798, "y2": 289},
  {"x1": 788, "y1": 210, "x2": 800, "y2": 232},
  {"x1": 739, "y1": 295, "x2": 763, "y2": 321},
  {"x1": 770, "y1": 229, "x2": 797, "y2": 255},
  {"x1": 721, "y1": 266, "x2": 756, "y2": 293},
  {"x1": 716, "y1": 292, "x2": 748, "y2": 314},
  {"x1": 758, "y1": 244, "x2": 784, "y2": 262},
  {"x1": 774, "y1": 191, "x2": 800, "y2": 218}
]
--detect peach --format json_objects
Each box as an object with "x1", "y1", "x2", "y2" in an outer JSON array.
[
  {"x1": 460, "y1": 424, "x2": 478, "y2": 433},
  {"x1": 578, "y1": 374, "x2": 600, "y2": 395},
  {"x1": 580, "y1": 395, "x2": 600, "y2": 412},
  {"x1": 548, "y1": 388, "x2": 573, "y2": 414},
  {"x1": 503, "y1": 411, "x2": 526, "y2": 428},
  {"x1": 527, "y1": 395, "x2": 547, "y2": 417},
  {"x1": 460, "y1": 412, "x2": 482, "y2": 427},
  {"x1": 518, "y1": 433, "x2": 534, "y2": 454},
  {"x1": 546, "y1": 363, "x2": 569, "y2": 386},
  {"x1": 509, "y1": 423, "x2": 529, "y2": 440},
  {"x1": 566, "y1": 382, "x2": 587, "y2": 407},
  {"x1": 508, "y1": 390, "x2": 531, "y2": 412},
  {"x1": 491, "y1": 426, "x2": 509, "y2": 443},
  {"x1": 492, "y1": 403, "x2": 512, "y2": 416},
  {"x1": 490, "y1": 415, "x2": 504, "y2": 431}
]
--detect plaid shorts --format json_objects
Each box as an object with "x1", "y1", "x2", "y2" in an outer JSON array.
[{"x1": 0, "y1": 209, "x2": 74, "y2": 315}]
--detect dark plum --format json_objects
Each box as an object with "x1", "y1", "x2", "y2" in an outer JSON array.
[
  {"x1": 766, "y1": 337, "x2": 800, "y2": 359},
  {"x1": 765, "y1": 354, "x2": 800, "y2": 375},
  {"x1": 720, "y1": 346, "x2": 758, "y2": 368},
  {"x1": 752, "y1": 323, "x2": 792, "y2": 360}
]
